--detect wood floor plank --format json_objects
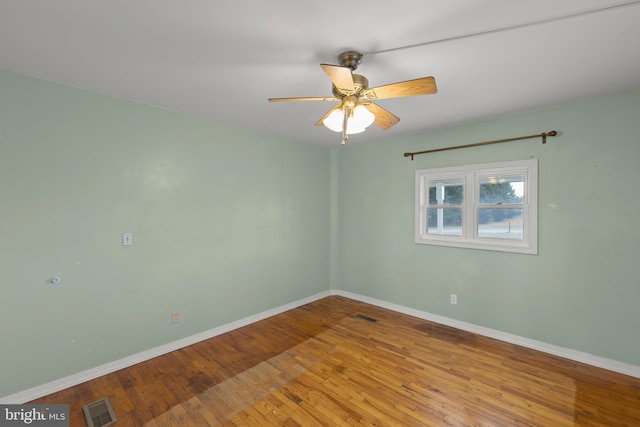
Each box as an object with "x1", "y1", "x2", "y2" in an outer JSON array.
[{"x1": 28, "y1": 296, "x2": 640, "y2": 426}]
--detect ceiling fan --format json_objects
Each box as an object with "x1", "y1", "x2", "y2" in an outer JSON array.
[{"x1": 268, "y1": 51, "x2": 437, "y2": 144}]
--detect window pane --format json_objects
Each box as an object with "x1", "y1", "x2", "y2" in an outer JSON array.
[
  {"x1": 477, "y1": 208, "x2": 523, "y2": 240},
  {"x1": 428, "y1": 178, "x2": 463, "y2": 206},
  {"x1": 478, "y1": 175, "x2": 524, "y2": 204},
  {"x1": 427, "y1": 207, "x2": 462, "y2": 236}
]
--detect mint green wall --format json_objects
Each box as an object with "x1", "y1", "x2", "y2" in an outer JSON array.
[
  {"x1": 0, "y1": 70, "x2": 330, "y2": 397},
  {"x1": 2, "y1": 67, "x2": 638, "y2": 398},
  {"x1": 334, "y1": 90, "x2": 640, "y2": 366}
]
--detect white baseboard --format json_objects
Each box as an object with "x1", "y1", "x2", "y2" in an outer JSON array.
[
  {"x1": 0, "y1": 291, "x2": 331, "y2": 404},
  {"x1": 3, "y1": 289, "x2": 638, "y2": 403},
  {"x1": 332, "y1": 289, "x2": 640, "y2": 379}
]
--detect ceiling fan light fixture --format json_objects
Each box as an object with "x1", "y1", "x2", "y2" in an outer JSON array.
[
  {"x1": 351, "y1": 105, "x2": 375, "y2": 129},
  {"x1": 323, "y1": 109, "x2": 344, "y2": 132},
  {"x1": 346, "y1": 124, "x2": 367, "y2": 134},
  {"x1": 322, "y1": 105, "x2": 374, "y2": 134}
]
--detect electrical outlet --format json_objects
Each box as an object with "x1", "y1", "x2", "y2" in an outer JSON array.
[
  {"x1": 172, "y1": 312, "x2": 180, "y2": 324},
  {"x1": 450, "y1": 294, "x2": 458, "y2": 305}
]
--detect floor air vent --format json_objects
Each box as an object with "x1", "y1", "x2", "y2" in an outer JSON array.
[
  {"x1": 353, "y1": 313, "x2": 379, "y2": 323},
  {"x1": 83, "y1": 397, "x2": 117, "y2": 427}
]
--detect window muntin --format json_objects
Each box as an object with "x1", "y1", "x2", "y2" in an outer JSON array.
[{"x1": 415, "y1": 159, "x2": 537, "y2": 254}]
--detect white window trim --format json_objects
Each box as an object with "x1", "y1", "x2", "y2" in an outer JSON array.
[{"x1": 415, "y1": 159, "x2": 538, "y2": 254}]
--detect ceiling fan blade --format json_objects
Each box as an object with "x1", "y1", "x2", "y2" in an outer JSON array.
[
  {"x1": 365, "y1": 102, "x2": 400, "y2": 130},
  {"x1": 367, "y1": 76, "x2": 437, "y2": 100},
  {"x1": 315, "y1": 105, "x2": 341, "y2": 126},
  {"x1": 269, "y1": 96, "x2": 338, "y2": 102},
  {"x1": 320, "y1": 64, "x2": 355, "y2": 93}
]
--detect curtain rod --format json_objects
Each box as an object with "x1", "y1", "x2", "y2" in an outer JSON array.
[{"x1": 403, "y1": 130, "x2": 557, "y2": 160}]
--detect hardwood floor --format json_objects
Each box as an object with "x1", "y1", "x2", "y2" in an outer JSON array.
[{"x1": 30, "y1": 296, "x2": 640, "y2": 426}]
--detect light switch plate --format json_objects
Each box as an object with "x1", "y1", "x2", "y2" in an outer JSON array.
[{"x1": 122, "y1": 232, "x2": 133, "y2": 246}]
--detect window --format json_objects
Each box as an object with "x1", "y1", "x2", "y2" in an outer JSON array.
[{"x1": 415, "y1": 159, "x2": 538, "y2": 254}]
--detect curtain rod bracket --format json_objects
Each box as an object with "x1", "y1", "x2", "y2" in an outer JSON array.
[
  {"x1": 404, "y1": 130, "x2": 558, "y2": 160},
  {"x1": 542, "y1": 130, "x2": 557, "y2": 144}
]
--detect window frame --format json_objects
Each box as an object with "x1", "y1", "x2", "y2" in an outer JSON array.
[{"x1": 415, "y1": 159, "x2": 538, "y2": 254}]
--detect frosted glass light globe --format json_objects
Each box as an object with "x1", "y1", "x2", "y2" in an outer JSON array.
[{"x1": 322, "y1": 105, "x2": 374, "y2": 134}]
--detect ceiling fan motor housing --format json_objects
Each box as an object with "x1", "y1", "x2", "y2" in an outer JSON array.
[
  {"x1": 332, "y1": 74, "x2": 368, "y2": 98},
  {"x1": 338, "y1": 51, "x2": 363, "y2": 70}
]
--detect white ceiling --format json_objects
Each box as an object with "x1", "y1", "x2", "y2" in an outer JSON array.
[{"x1": 1, "y1": 1, "x2": 639, "y2": 147}]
